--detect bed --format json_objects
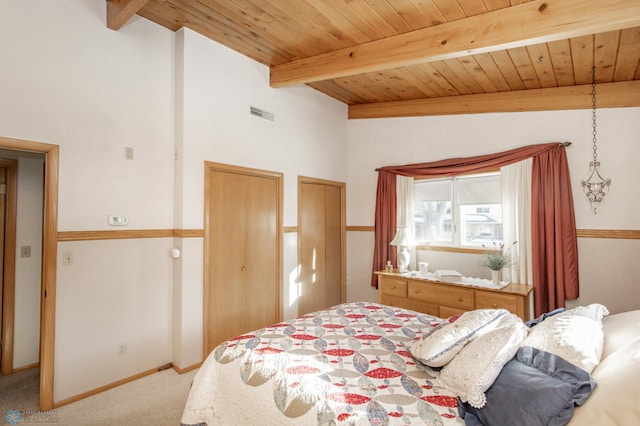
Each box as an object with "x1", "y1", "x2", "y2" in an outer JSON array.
[{"x1": 180, "y1": 302, "x2": 640, "y2": 426}]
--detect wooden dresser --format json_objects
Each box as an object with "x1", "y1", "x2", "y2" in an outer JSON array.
[{"x1": 377, "y1": 271, "x2": 533, "y2": 321}]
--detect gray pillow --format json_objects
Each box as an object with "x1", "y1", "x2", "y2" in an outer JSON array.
[{"x1": 457, "y1": 346, "x2": 596, "y2": 426}]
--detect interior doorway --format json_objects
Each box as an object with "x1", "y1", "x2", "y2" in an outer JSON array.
[
  {"x1": 0, "y1": 158, "x2": 19, "y2": 376},
  {"x1": 0, "y1": 137, "x2": 58, "y2": 411}
]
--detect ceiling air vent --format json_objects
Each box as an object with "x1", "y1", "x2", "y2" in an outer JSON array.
[{"x1": 250, "y1": 106, "x2": 274, "y2": 121}]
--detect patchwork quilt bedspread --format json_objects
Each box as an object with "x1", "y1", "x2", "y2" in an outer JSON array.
[{"x1": 181, "y1": 302, "x2": 463, "y2": 425}]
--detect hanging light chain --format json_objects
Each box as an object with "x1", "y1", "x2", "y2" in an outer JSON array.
[
  {"x1": 580, "y1": 65, "x2": 611, "y2": 214},
  {"x1": 591, "y1": 66, "x2": 598, "y2": 165}
]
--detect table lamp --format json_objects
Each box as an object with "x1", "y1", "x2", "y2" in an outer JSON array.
[{"x1": 390, "y1": 226, "x2": 415, "y2": 273}]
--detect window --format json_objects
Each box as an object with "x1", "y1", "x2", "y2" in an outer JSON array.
[{"x1": 414, "y1": 172, "x2": 502, "y2": 247}]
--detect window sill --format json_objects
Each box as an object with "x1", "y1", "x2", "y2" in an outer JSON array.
[{"x1": 415, "y1": 245, "x2": 484, "y2": 255}]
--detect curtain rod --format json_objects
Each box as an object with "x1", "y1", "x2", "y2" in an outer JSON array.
[{"x1": 374, "y1": 142, "x2": 572, "y2": 172}]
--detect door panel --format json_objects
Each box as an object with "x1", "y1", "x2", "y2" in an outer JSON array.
[
  {"x1": 323, "y1": 185, "x2": 342, "y2": 308},
  {"x1": 298, "y1": 178, "x2": 345, "y2": 316},
  {"x1": 298, "y1": 183, "x2": 325, "y2": 316},
  {"x1": 245, "y1": 175, "x2": 278, "y2": 332},
  {"x1": 204, "y1": 165, "x2": 282, "y2": 355},
  {"x1": 207, "y1": 170, "x2": 249, "y2": 350},
  {"x1": 0, "y1": 167, "x2": 5, "y2": 369}
]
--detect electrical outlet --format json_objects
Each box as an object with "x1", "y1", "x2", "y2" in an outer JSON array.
[
  {"x1": 62, "y1": 252, "x2": 73, "y2": 266},
  {"x1": 118, "y1": 344, "x2": 127, "y2": 357}
]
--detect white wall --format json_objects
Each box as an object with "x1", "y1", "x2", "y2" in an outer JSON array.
[
  {"x1": 346, "y1": 108, "x2": 640, "y2": 315},
  {"x1": 56, "y1": 239, "x2": 173, "y2": 399},
  {"x1": 177, "y1": 30, "x2": 348, "y2": 228},
  {"x1": 0, "y1": 0, "x2": 175, "y2": 401},
  {"x1": 172, "y1": 28, "x2": 348, "y2": 368}
]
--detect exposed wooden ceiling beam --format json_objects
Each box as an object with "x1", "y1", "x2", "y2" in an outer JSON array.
[
  {"x1": 107, "y1": 0, "x2": 150, "y2": 31},
  {"x1": 271, "y1": 0, "x2": 640, "y2": 88},
  {"x1": 348, "y1": 81, "x2": 640, "y2": 119}
]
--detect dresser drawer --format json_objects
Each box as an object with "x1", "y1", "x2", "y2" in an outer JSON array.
[
  {"x1": 408, "y1": 281, "x2": 474, "y2": 310},
  {"x1": 438, "y1": 305, "x2": 468, "y2": 318},
  {"x1": 476, "y1": 291, "x2": 518, "y2": 313},
  {"x1": 378, "y1": 277, "x2": 408, "y2": 298},
  {"x1": 381, "y1": 294, "x2": 439, "y2": 317}
]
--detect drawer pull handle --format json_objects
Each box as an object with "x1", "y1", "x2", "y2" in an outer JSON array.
[
  {"x1": 457, "y1": 297, "x2": 463, "y2": 302},
  {"x1": 492, "y1": 303, "x2": 498, "y2": 307},
  {"x1": 390, "y1": 286, "x2": 396, "y2": 289}
]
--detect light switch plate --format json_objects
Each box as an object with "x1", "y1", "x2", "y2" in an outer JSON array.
[
  {"x1": 62, "y1": 252, "x2": 73, "y2": 266},
  {"x1": 124, "y1": 147, "x2": 134, "y2": 160},
  {"x1": 21, "y1": 245, "x2": 31, "y2": 258}
]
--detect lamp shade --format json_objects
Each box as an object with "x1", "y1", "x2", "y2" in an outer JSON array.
[{"x1": 390, "y1": 226, "x2": 415, "y2": 247}]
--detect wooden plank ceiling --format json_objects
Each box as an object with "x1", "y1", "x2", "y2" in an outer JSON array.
[{"x1": 107, "y1": 0, "x2": 640, "y2": 118}]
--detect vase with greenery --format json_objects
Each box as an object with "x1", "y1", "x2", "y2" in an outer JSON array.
[{"x1": 480, "y1": 241, "x2": 517, "y2": 284}]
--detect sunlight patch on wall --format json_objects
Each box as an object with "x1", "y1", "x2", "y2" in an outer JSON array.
[{"x1": 288, "y1": 264, "x2": 300, "y2": 308}]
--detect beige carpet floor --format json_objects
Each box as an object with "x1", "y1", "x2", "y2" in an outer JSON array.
[
  {"x1": 1, "y1": 367, "x2": 198, "y2": 425},
  {"x1": 0, "y1": 368, "x2": 40, "y2": 418}
]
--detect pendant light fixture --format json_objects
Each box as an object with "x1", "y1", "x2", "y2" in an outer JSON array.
[{"x1": 580, "y1": 66, "x2": 611, "y2": 214}]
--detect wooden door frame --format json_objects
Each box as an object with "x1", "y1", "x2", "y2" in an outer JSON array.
[
  {"x1": 297, "y1": 176, "x2": 347, "y2": 305},
  {"x1": 202, "y1": 161, "x2": 283, "y2": 359},
  {"x1": 0, "y1": 137, "x2": 58, "y2": 411},
  {"x1": 0, "y1": 158, "x2": 18, "y2": 376}
]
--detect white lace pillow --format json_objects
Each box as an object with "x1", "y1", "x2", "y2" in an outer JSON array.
[
  {"x1": 410, "y1": 309, "x2": 508, "y2": 367},
  {"x1": 520, "y1": 303, "x2": 609, "y2": 373},
  {"x1": 437, "y1": 313, "x2": 528, "y2": 408}
]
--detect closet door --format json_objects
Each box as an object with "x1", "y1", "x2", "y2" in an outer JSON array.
[
  {"x1": 298, "y1": 183, "x2": 325, "y2": 316},
  {"x1": 298, "y1": 177, "x2": 345, "y2": 316},
  {"x1": 323, "y1": 184, "x2": 342, "y2": 308},
  {"x1": 204, "y1": 163, "x2": 282, "y2": 355}
]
